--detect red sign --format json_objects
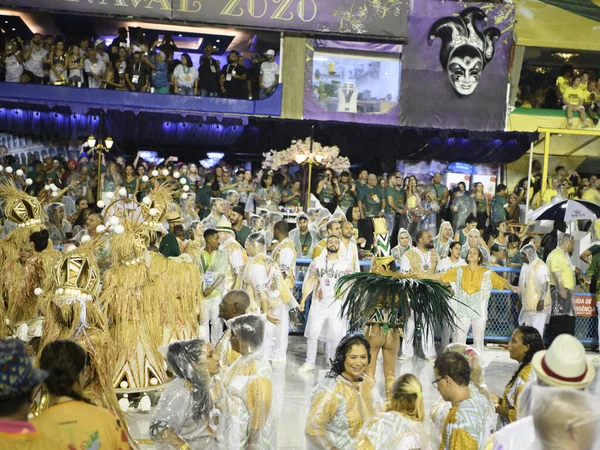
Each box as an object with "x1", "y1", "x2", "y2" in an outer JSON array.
[{"x1": 574, "y1": 294, "x2": 597, "y2": 317}]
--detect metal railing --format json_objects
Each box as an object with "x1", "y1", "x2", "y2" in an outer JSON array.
[{"x1": 290, "y1": 259, "x2": 598, "y2": 346}]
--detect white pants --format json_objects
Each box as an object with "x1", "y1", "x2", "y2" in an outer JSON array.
[
  {"x1": 452, "y1": 315, "x2": 486, "y2": 356},
  {"x1": 519, "y1": 312, "x2": 549, "y2": 339},
  {"x1": 402, "y1": 313, "x2": 436, "y2": 358},
  {"x1": 264, "y1": 302, "x2": 289, "y2": 361},
  {"x1": 201, "y1": 296, "x2": 223, "y2": 345},
  {"x1": 304, "y1": 299, "x2": 347, "y2": 365}
]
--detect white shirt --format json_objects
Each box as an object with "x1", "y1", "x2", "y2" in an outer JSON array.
[
  {"x1": 305, "y1": 253, "x2": 353, "y2": 302},
  {"x1": 400, "y1": 248, "x2": 434, "y2": 273},
  {"x1": 437, "y1": 256, "x2": 466, "y2": 273},
  {"x1": 260, "y1": 61, "x2": 279, "y2": 88},
  {"x1": 341, "y1": 238, "x2": 360, "y2": 273},
  {"x1": 486, "y1": 416, "x2": 534, "y2": 450},
  {"x1": 174, "y1": 64, "x2": 198, "y2": 88},
  {"x1": 24, "y1": 46, "x2": 48, "y2": 77},
  {"x1": 4, "y1": 53, "x2": 23, "y2": 82},
  {"x1": 220, "y1": 237, "x2": 245, "y2": 275},
  {"x1": 84, "y1": 58, "x2": 106, "y2": 88}
]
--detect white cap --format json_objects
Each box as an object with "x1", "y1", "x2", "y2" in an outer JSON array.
[
  {"x1": 94, "y1": 39, "x2": 105, "y2": 48},
  {"x1": 265, "y1": 49, "x2": 275, "y2": 56}
]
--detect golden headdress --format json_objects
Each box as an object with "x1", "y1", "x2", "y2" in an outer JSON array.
[
  {"x1": 139, "y1": 172, "x2": 190, "y2": 232},
  {"x1": 0, "y1": 179, "x2": 43, "y2": 229}
]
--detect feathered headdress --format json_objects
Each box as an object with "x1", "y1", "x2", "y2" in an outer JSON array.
[{"x1": 429, "y1": 7, "x2": 500, "y2": 71}]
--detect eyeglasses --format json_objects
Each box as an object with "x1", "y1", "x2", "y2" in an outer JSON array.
[{"x1": 432, "y1": 376, "x2": 445, "y2": 388}]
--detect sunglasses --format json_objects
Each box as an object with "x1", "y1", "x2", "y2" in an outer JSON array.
[{"x1": 432, "y1": 376, "x2": 445, "y2": 388}]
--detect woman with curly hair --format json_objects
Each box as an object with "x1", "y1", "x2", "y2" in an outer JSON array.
[
  {"x1": 491, "y1": 326, "x2": 544, "y2": 428},
  {"x1": 357, "y1": 374, "x2": 439, "y2": 449}
]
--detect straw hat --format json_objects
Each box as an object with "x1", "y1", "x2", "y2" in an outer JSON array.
[
  {"x1": 531, "y1": 334, "x2": 595, "y2": 389},
  {"x1": 216, "y1": 219, "x2": 233, "y2": 233},
  {"x1": 166, "y1": 211, "x2": 183, "y2": 224}
]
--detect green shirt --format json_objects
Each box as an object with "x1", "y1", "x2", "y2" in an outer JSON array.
[
  {"x1": 282, "y1": 188, "x2": 302, "y2": 207},
  {"x1": 358, "y1": 185, "x2": 384, "y2": 218},
  {"x1": 235, "y1": 225, "x2": 252, "y2": 248},
  {"x1": 196, "y1": 184, "x2": 212, "y2": 217},
  {"x1": 355, "y1": 181, "x2": 369, "y2": 198},
  {"x1": 338, "y1": 182, "x2": 356, "y2": 210},
  {"x1": 428, "y1": 183, "x2": 447, "y2": 205},
  {"x1": 489, "y1": 194, "x2": 507, "y2": 226},
  {"x1": 385, "y1": 186, "x2": 406, "y2": 215},
  {"x1": 318, "y1": 181, "x2": 336, "y2": 204}
]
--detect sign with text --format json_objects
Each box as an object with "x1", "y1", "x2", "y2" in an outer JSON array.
[
  {"x1": 6, "y1": 0, "x2": 408, "y2": 41},
  {"x1": 574, "y1": 294, "x2": 597, "y2": 317}
]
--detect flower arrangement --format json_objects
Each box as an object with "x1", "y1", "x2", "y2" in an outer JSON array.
[{"x1": 262, "y1": 138, "x2": 351, "y2": 174}]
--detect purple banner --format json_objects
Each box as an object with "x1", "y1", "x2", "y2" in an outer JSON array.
[
  {"x1": 7, "y1": 0, "x2": 408, "y2": 41},
  {"x1": 399, "y1": 1, "x2": 515, "y2": 131},
  {"x1": 303, "y1": 39, "x2": 402, "y2": 125}
]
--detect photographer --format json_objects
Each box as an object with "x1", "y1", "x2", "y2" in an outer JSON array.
[{"x1": 317, "y1": 169, "x2": 337, "y2": 213}]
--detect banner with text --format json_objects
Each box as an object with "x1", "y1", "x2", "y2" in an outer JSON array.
[
  {"x1": 6, "y1": 0, "x2": 408, "y2": 41},
  {"x1": 399, "y1": 1, "x2": 515, "y2": 131},
  {"x1": 574, "y1": 294, "x2": 597, "y2": 317}
]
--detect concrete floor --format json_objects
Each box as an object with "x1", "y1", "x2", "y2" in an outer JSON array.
[{"x1": 126, "y1": 336, "x2": 600, "y2": 449}]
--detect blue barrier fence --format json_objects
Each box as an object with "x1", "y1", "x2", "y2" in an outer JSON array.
[{"x1": 292, "y1": 259, "x2": 598, "y2": 346}]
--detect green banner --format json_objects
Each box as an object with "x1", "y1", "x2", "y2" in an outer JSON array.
[{"x1": 540, "y1": 0, "x2": 600, "y2": 23}]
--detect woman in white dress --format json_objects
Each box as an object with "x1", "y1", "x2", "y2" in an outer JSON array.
[{"x1": 357, "y1": 374, "x2": 439, "y2": 450}]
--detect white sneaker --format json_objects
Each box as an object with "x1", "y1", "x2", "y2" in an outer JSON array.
[
  {"x1": 398, "y1": 354, "x2": 410, "y2": 361},
  {"x1": 298, "y1": 363, "x2": 315, "y2": 373}
]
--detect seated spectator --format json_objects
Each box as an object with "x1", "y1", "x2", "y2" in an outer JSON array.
[
  {"x1": 173, "y1": 53, "x2": 198, "y2": 96},
  {"x1": 259, "y1": 49, "x2": 279, "y2": 99},
  {"x1": 46, "y1": 202, "x2": 72, "y2": 245},
  {"x1": 0, "y1": 339, "x2": 62, "y2": 449},
  {"x1": 583, "y1": 79, "x2": 600, "y2": 125},
  {"x1": 555, "y1": 64, "x2": 573, "y2": 106},
  {"x1": 32, "y1": 340, "x2": 131, "y2": 449},
  {"x1": 563, "y1": 74, "x2": 589, "y2": 128}
]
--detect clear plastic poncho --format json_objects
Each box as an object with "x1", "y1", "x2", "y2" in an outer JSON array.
[
  {"x1": 451, "y1": 192, "x2": 477, "y2": 231},
  {"x1": 391, "y1": 227, "x2": 412, "y2": 263},
  {"x1": 460, "y1": 229, "x2": 490, "y2": 265},
  {"x1": 528, "y1": 385, "x2": 600, "y2": 450},
  {"x1": 310, "y1": 208, "x2": 332, "y2": 238},
  {"x1": 149, "y1": 339, "x2": 224, "y2": 450},
  {"x1": 290, "y1": 212, "x2": 319, "y2": 258},
  {"x1": 519, "y1": 243, "x2": 551, "y2": 314},
  {"x1": 221, "y1": 314, "x2": 276, "y2": 450},
  {"x1": 433, "y1": 221, "x2": 454, "y2": 259},
  {"x1": 358, "y1": 410, "x2": 439, "y2": 450}
]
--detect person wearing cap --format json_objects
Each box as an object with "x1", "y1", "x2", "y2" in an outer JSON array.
[
  {"x1": 202, "y1": 197, "x2": 226, "y2": 231},
  {"x1": 290, "y1": 213, "x2": 319, "y2": 259},
  {"x1": 198, "y1": 228, "x2": 228, "y2": 344},
  {"x1": 94, "y1": 39, "x2": 110, "y2": 65},
  {"x1": 220, "y1": 50, "x2": 247, "y2": 99},
  {"x1": 259, "y1": 49, "x2": 279, "y2": 99},
  {"x1": 484, "y1": 334, "x2": 596, "y2": 450},
  {"x1": 545, "y1": 232, "x2": 577, "y2": 344},
  {"x1": 111, "y1": 27, "x2": 129, "y2": 49},
  {"x1": 198, "y1": 43, "x2": 220, "y2": 97},
  {"x1": 0, "y1": 338, "x2": 62, "y2": 448},
  {"x1": 217, "y1": 219, "x2": 247, "y2": 291},
  {"x1": 159, "y1": 210, "x2": 183, "y2": 257},
  {"x1": 229, "y1": 204, "x2": 251, "y2": 247},
  {"x1": 298, "y1": 234, "x2": 353, "y2": 373}
]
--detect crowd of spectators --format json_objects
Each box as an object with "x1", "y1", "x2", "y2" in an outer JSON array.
[
  {"x1": 1, "y1": 27, "x2": 279, "y2": 99},
  {"x1": 518, "y1": 64, "x2": 600, "y2": 128}
]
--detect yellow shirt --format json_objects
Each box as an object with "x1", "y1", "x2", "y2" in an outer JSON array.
[
  {"x1": 0, "y1": 422, "x2": 65, "y2": 450},
  {"x1": 556, "y1": 76, "x2": 570, "y2": 95},
  {"x1": 31, "y1": 401, "x2": 131, "y2": 450},
  {"x1": 582, "y1": 188, "x2": 600, "y2": 204},
  {"x1": 546, "y1": 249, "x2": 576, "y2": 290},
  {"x1": 542, "y1": 188, "x2": 557, "y2": 205},
  {"x1": 563, "y1": 86, "x2": 582, "y2": 106},
  {"x1": 441, "y1": 266, "x2": 505, "y2": 295}
]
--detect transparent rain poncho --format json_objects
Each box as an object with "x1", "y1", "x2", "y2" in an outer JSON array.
[
  {"x1": 430, "y1": 344, "x2": 496, "y2": 436},
  {"x1": 529, "y1": 385, "x2": 600, "y2": 450},
  {"x1": 391, "y1": 227, "x2": 412, "y2": 263},
  {"x1": 290, "y1": 212, "x2": 319, "y2": 258},
  {"x1": 149, "y1": 339, "x2": 224, "y2": 449},
  {"x1": 451, "y1": 192, "x2": 477, "y2": 232},
  {"x1": 310, "y1": 208, "x2": 332, "y2": 238},
  {"x1": 433, "y1": 221, "x2": 454, "y2": 259},
  {"x1": 460, "y1": 228, "x2": 490, "y2": 265},
  {"x1": 221, "y1": 314, "x2": 277, "y2": 450},
  {"x1": 518, "y1": 243, "x2": 551, "y2": 315}
]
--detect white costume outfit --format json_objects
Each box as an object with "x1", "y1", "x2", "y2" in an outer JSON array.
[
  {"x1": 198, "y1": 248, "x2": 228, "y2": 344},
  {"x1": 436, "y1": 256, "x2": 467, "y2": 349},
  {"x1": 220, "y1": 236, "x2": 246, "y2": 291},
  {"x1": 340, "y1": 238, "x2": 360, "y2": 273},
  {"x1": 223, "y1": 353, "x2": 276, "y2": 450},
  {"x1": 400, "y1": 248, "x2": 438, "y2": 358},
  {"x1": 241, "y1": 253, "x2": 290, "y2": 361},
  {"x1": 358, "y1": 410, "x2": 439, "y2": 450},
  {"x1": 302, "y1": 253, "x2": 353, "y2": 365},
  {"x1": 518, "y1": 244, "x2": 551, "y2": 338}
]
